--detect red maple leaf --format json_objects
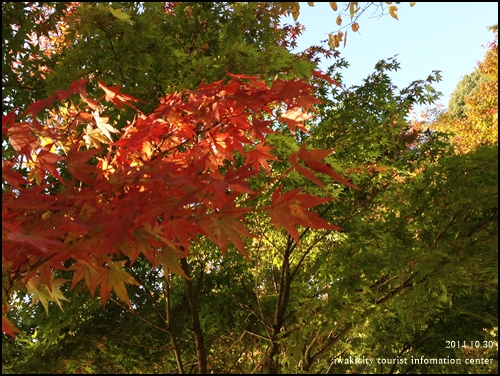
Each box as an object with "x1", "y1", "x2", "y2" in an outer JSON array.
[
  {"x1": 2, "y1": 160, "x2": 28, "y2": 189},
  {"x1": 7, "y1": 124, "x2": 41, "y2": 157},
  {"x1": 2, "y1": 110, "x2": 16, "y2": 129},
  {"x1": 311, "y1": 70, "x2": 342, "y2": 87},
  {"x1": 55, "y1": 78, "x2": 90, "y2": 100},
  {"x1": 266, "y1": 186, "x2": 341, "y2": 244},
  {"x1": 19, "y1": 95, "x2": 56, "y2": 118},
  {"x1": 65, "y1": 144, "x2": 101, "y2": 185},
  {"x1": 197, "y1": 202, "x2": 253, "y2": 260},
  {"x1": 98, "y1": 80, "x2": 146, "y2": 110},
  {"x1": 4, "y1": 72, "x2": 348, "y2": 337},
  {"x1": 249, "y1": 119, "x2": 275, "y2": 142},
  {"x1": 245, "y1": 144, "x2": 278, "y2": 173},
  {"x1": 34, "y1": 149, "x2": 61, "y2": 183},
  {"x1": 280, "y1": 107, "x2": 311, "y2": 133},
  {"x1": 292, "y1": 144, "x2": 360, "y2": 190},
  {"x1": 2, "y1": 310, "x2": 21, "y2": 338}
]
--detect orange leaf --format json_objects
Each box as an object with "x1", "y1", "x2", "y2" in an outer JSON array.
[
  {"x1": 280, "y1": 108, "x2": 311, "y2": 133},
  {"x1": 197, "y1": 203, "x2": 253, "y2": 260},
  {"x1": 7, "y1": 124, "x2": 41, "y2": 156},
  {"x1": 267, "y1": 186, "x2": 341, "y2": 244},
  {"x1": 90, "y1": 260, "x2": 139, "y2": 308},
  {"x1": 245, "y1": 144, "x2": 278, "y2": 172},
  {"x1": 296, "y1": 144, "x2": 360, "y2": 190},
  {"x1": 155, "y1": 248, "x2": 191, "y2": 280},
  {"x1": 68, "y1": 261, "x2": 99, "y2": 291},
  {"x1": 336, "y1": 15, "x2": 342, "y2": 26},
  {"x1": 311, "y1": 70, "x2": 342, "y2": 87},
  {"x1": 98, "y1": 80, "x2": 146, "y2": 110},
  {"x1": 2, "y1": 313, "x2": 21, "y2": 338},
  {"x1": 65, "y1": 145, "x2": 100, "y2": 185}
]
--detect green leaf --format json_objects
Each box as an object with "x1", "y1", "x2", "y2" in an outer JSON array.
[{"x1": 109, "y1": 6, "x2": 134, "y2": 23}]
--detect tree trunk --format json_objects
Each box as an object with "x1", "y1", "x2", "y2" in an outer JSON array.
[
  {"x1": 263, "y1": 237, "x2": 293, "y2": 374},
  {"x1": 181, "y1": 258, "x2": 208, "y2": 374}
]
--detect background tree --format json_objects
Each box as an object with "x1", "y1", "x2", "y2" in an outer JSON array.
[
  {"x1": 448, "y1": 70, "x2": 484, "y2": 119},
  {"x1": 426, "y1": 25, "x2": 498, "y2": 154}
]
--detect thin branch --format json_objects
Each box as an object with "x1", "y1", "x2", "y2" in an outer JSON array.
[
  {"x1": 109, "y1": 297, "x2": 170, "y2": 334},
  {"x1": 165, "y1": 273, "x2": 185, "y2": 374}
]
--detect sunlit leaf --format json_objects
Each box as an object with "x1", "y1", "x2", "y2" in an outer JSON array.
[
  {"x1": 291, "y1": 2, "x2": 300, "y2": 21},
  {"x1": 109, "y1": 6, "x2": 134, "y2": 23},
  {"x1": 26, "y1": 278, "x2": 70, "y2": 314},
  {"x1": 328, "y1": 33, "x2": 336, "y2": 50},
  {"x1": 349, "y1": 2, "x2": 357, "y2": 18},
  {"x1": 389, "y1": 5, "x2": 399, "y2": 20}
]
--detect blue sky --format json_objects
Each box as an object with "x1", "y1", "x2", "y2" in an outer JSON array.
[{"x1": 282, "y1": 2, "x2": 498, "y2": 113}]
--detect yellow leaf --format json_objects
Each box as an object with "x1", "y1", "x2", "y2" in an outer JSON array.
[
  {"x1": 91, "y1": 260, "x2": 140, "y2": 308},
  {"x1": 410, "y1": 2, "x2": 416, "y2": 6},
  {"x1": 45, "y1": 279, "x2": 70, "y2": 311},
  {"x1": 93, "y1": 111, "x2": 118, "y2": 142},
  {"x1": 351, "y1": 22, "x2": 359, "y2": 32},
  {"x1": 27, "y1": 168, "x2": 41, "y2": 185},
  {"x1": 107, "y1": 261, "x2": 140, "y2": 307},
  {"x1": 328, "y1": 34, "x2": 336, "y2": 50},
  {"x1": 308, "y1": 2, "x2": 314, "y2": 6},
  {"x1": 291, "y1": 2, "x2": 300, "y2": 21},
  {"x1": 40, "y1": 137, "x2": 57, "y2": 153},
  {"x1": 27, "y1": 277, "x2": 70, "y2": 314},
  {"x1": 336, "y1": 15, "x2": 342, "y2": 26},
  {"x1": 389, "y1": 5, "x2": 399, "y2": 20},
  {"x1": 156, "y1": 248, "x2": 191, "y2": 280},
  {"x1": 330, "y1": 2, "x2": 338, "y2": 11},
  {"x1": 109, "y1": 7, "x2": 134, "y2": 23},
  {"x1": 332, "y1": 34, "x2": 340, "y2": 48},
  {"x1": 84, "y1": 124, "x2": 109, "y2": 148}
]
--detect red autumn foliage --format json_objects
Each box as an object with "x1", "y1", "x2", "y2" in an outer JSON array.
[{"x1": 2, "y1": 73, "x2": 357, "y2": 336}]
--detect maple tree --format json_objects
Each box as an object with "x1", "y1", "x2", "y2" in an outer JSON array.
[
  {"x1": 2, "y1": 69, "x2": 357, "y2": 335},
  {"x1": 2, "y1": 1, "x2": 408, "y2": 340},
  {"x1": 2, "y1": 1, "x2": 328, "y2": 338}
]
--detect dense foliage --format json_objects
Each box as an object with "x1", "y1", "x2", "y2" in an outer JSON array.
[
  {"x1": 2, "y1": 3, "x2": 498, "y2": 374},
  {"x1": 426, "y1": 25, "x2": 498, "y2": 154}
]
